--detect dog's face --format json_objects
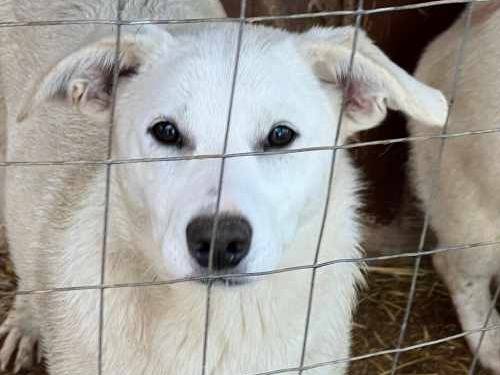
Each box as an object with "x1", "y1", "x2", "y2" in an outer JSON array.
[
  {"x1": 20, "y1": 25, "x2": 448, "y2": 283},
  {"x1": 113, "y1": 27, "x2": 336, "y2": 280}
]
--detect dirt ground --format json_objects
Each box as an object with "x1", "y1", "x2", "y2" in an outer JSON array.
[
  {"x1": 0, "y1": 241, "x2": 46, "y2": 375},
  {"x1": 350, "y1": 261, "x2": 491, "y2": 375}
]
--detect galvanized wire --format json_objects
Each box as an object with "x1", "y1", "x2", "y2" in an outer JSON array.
[
  {"x1": 1, "y1": 0, "x2": 499, "y2": 375},
  {"x1": 13, "y1": 238, "x2": 500, "y2": 295},
  {"x1": 0, "y1": 0, "x2": 491, "y2": 28},
  {"x1": 468, "y1": 285, "x2": 500, "y2": 374},
  {"x1": 200, "y1": 1, "x2": 247, "y2": 374},
  {"x1": 389, "y1": 3, "x2": 475, "y2": 374},
  {"x1": 298, "y1": 1, "x2": 364, "y2": 372},
  {"x1": 1, "y1": 126, "x2": 500, "y2": 168},
  {"x1": 96, "y1": 1, "x2": 123, "y2": 374},
  {"x1": 251, "y1": 323, "x2": 500, "y2": 375}
]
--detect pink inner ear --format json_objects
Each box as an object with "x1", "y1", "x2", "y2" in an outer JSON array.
[
  {"x1": 472, "y1": 2, "x2": 500, "y2": 25},
  {"x1": 345, "y1": 81, "x2": 375, "y2": 115}
]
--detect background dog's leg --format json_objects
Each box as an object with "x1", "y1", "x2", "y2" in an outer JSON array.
[
  {"x1": 0, "y1": 294, "x2": 40, "y2": 373},
  {"x1": 433, "y1": 249, "x2": 500, "y2": 375}
]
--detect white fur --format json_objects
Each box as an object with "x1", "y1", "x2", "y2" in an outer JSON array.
[
  {"x1": 0, "y1": 1, "x2": 446, "y2": 374},
  {"x1": 408, "y1": 4, "x2": 500, "y2": 374}
]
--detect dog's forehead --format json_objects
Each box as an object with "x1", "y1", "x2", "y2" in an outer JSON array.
[
  {"x1": 189, "y1": 25, "x2": 311, "y2": 90},
  {"x1": 149, "y1": 26, "x2": 308, "y2": 93},
  {"x1": 125, "y1": 24, "x2": 331, "y2": 136}
]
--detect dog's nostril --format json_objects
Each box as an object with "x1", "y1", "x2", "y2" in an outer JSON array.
[
  {"x1": 227, "y1": 241, "x2": 244, "y2": 255},
  {"x1": 195, "y1": 241, "x2": 210, "y2": 254},
  {"x1": 225, "y1": 241, "x2": 238, "y2": 253},
  {"x1": 186, "y1": 215, "x2": 252, "y2": 270}
]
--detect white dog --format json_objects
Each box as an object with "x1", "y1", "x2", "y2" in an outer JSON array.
[
  {"x1": 409, "y1": 2, "x2": 500, "y2": 373},
  {"x1": 0, "y1": 1, "x2": 446, "y2": 374}
]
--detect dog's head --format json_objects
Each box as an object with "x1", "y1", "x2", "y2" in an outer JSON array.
[{"x1": 19, "y1": 24, "x2": 447, "y2": 284}]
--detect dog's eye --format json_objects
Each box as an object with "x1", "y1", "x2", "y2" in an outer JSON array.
[
  {"x1": 266, "y1": 124, "x2": 297, "y2": 149},
  {"x1": 150, "y1": 120, "x2": 182, "y2": 146}
]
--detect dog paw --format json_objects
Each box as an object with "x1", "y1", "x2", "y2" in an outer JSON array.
[
  {"x1": 481, "y1": 356, "x2": 500, "y2": 375},
  {"x1": 471, "y1": 330, "x2": 500, "y2": 375},
  {"x1": 0, "y1": 306, "x2": 40, "y2": 373}
]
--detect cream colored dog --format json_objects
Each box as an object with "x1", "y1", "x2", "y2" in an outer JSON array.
[
  {"x1": 409, "y1": 2, "x2": 500, "y2": 373},
  {"x1": 0, "y1": 1, "x2": 446, "y2": 374}
]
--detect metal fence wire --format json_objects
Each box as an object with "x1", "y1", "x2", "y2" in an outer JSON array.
[{"x1": 1, "y1": 0, "x2": 499, "y2": 374}]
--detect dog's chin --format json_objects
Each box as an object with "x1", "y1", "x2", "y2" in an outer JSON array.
[
  {"x1": 216, "y1": 276, "x2": 251, "y2": 287},
  {"x1": 188, "y1": 265, "x2": 256, "y2": 287},
  {"x1": 200, "y1": 276, "x2": 251, "y2": 287},
  {"x1": 193, "y1": 273, "x2": 252, "y2": 287}
]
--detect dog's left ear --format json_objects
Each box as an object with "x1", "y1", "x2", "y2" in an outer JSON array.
[
  {"x1": 18, "y1": 26, "x2": 174, "y2": 123},
  {"x1": 299, "y1": 27, "x2": 448, "y2": 134}
]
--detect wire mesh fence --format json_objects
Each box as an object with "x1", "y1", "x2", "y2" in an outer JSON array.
[{"x1": 0, "y1": 0, "x2": 498, "y2": 374}]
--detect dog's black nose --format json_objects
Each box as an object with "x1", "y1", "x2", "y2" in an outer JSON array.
[{"x1": 186, "y1": 215, "x2": 252, "y2": 270}]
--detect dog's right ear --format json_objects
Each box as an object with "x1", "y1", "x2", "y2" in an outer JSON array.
[
  {"x1": 299, "y1": 27, "x2": 448, "y2": 136},
  {"x1": 18, "y1": 26, "x2": 174, "y2": 124}
]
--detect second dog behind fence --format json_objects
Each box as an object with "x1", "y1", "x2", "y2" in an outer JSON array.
[{"x1": 409, "y1": 2, "x2": 500, "y2": 374}]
